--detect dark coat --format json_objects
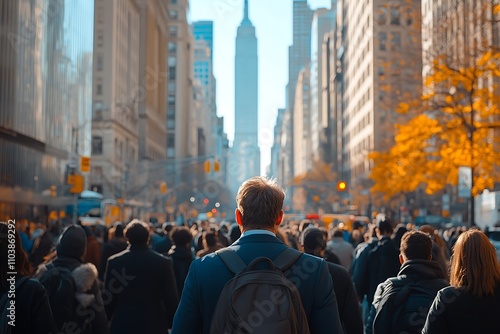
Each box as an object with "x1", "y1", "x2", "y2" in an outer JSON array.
[
  {"x1": 167, "y1": 245, "x2": 193, "y2": 297},
  {"x1": 422, "y1": 284, "x2": 500, "y2": 334},
  {"x1": 104, "y1": 244, "x2": 179, "y2": 334},
  {"x1": 0, "y1": 277, "x2": 57, "y2": 334},
  {"x1": 38, "y1": 256, "x2": 109, "y2": 334},
  {"x1": 351, "y1": 238, "x2": 378, "y2": 301},
  {"x1": 171, "y1": 233, "x2": 344, "y2": 334},
  {"x1": 326, "y1": 261, "x2": 363, "y2": 334},
  {"x1": 358, "y1": 236, "x2": 400, "y2": 304},
  {"x1": 98, "y1": 238, "x2": 128, "y2": 280},
  {"x1": 367, "y1": 259, "x2": 448, "y2": 334}
]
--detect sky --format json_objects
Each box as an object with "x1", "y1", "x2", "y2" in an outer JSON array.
[{"x1": 188, "y1": 0, "x2": 333, "y2": 175}]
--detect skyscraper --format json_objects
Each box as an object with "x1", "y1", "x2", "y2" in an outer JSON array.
[{"x1": 231, "y1": 0, "x2": 260, "y2": 190}]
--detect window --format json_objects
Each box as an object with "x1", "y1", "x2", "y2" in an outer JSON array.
[
  {"x1": 377, "y1": 5, "x2": 387, "y2": 25},
  {"x1": 379, "y1": 32, "x2": 387, "y2": 51},
  {"x1": 168, "y1": 56, "x2": 177, "y2": 66},
  {"x1": 167, "y1": 135, "x2": 175, "y2": 147},
  {"x1": 390, "y1": 5, "x2": 400, "y2": 25},
  {"x1": 391, "y1": 32, "x2": 400, "y2": 50},
  {"x1": 169, "y1": 26, "x2": 178, "y2": 37},
  {"x1": 170, "y1": 0, "x2": 177, "y2": 4},
  {"x1": 378, "y1": 65, "x2": 384, "y2": 76},
  {"x1": 169, "y1": 66, "x2": 176, "y2": 80},
  {"x1": 96, "y1": 54, "x2": 103, "y2": 71},
  {"x1": 92, "y1": 136, "x2": 103, "y2": 154},
  {"x1": 168, "y1": 42, "x2": 177, "y2": 54},
  {"x1": 96, "y1": 83, "x2": 102, "y2": 95},
  {"x1": 406, "y1": 8, "x2": 413, "y2": 25},
  {"x1": 169, "y1": 10, "x2": 178, "y2": 20}
]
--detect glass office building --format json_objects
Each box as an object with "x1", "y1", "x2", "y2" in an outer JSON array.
[{"x1": 0, "y1": 0, "x2": 94, "y2": 221}]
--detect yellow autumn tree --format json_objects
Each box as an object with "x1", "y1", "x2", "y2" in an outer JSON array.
[{"x1": 370, "y1": 51, "x2": 500, "y2": 200}]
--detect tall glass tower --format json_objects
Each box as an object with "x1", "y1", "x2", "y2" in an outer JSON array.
[{"x1": 231, "y1": 0, "x2": 260, "y2": 189}]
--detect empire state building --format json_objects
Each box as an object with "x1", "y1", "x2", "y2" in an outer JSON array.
[{"x1": 231, "y1": 0, "x2": 260, "y2": 190}]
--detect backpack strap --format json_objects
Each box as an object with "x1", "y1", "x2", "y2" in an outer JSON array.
[
  {"x1": 216, "y1": 248, "x2": 247, "y2": 274},
  {"x1": 273, "y1": 248, "x2": 303, "y2": 272},
  {"x1": 216, "y1": 247, "x2": 303, "y2": 275}
]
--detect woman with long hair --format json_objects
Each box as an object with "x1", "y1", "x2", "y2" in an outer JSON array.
[
  {"x1": 422, "y1": 229, "x2": 500, "y2": 333},
  {"x1": 0, "y1": 222, "x2": 56, "y2": 333}
]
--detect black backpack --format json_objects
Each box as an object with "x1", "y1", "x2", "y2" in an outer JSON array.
[
  {"x1": 38, "y1": 264, "x2": 91, "y2": 333},
  {"x1": 210, "y1": 248, "x2": 310, "y2": 334},
  {"x1": 1, "y1": 277, "x2": 29, "y2": 334},
  {"x1": 373, "y1": 278, "x2": 446, "y2": 334}
]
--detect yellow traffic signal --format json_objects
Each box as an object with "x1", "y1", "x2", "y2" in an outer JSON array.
[
  {"x1": 160, "y1": 182, "x2": 168, "y2": 194},
  {"x1": 214, "y1": 161, "x2": 220, "y2": 172},
  {"x1": 50, "y1": 185, "x2": 57, "y2": 198},
  {"x1": 337, "y1": 181, "x2": 347, "y2": 192},
  {"x1": 204, "y1": 160, "x2": 211, "y2": 173}
]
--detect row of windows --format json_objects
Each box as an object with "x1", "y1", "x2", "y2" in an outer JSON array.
[
  {"x1": 377, "y1": 4, "x2": 414, "y2": 26},
  {"x1": 378, "y1": 32, "x2": 401, "y2": 51}
]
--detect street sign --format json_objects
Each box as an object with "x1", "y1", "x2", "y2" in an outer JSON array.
[
  {"x1": 69, "y1": 174, "x2": 84, "y2": 193},
  {"x1": 458, "y1": 166, "x2": 471, "y2": 199},
  {"x1": 80, "y1": 156, "x2": 91, "y2": 173}
]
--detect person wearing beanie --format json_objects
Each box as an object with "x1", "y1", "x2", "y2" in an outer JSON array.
[
  {"x1": 300, "y1": 227, "x2": 363, "y2": 334},
  {"x1": 35, "y1": 225, "x2": 109, "y2": 334},
  {"x1": 104, "y1": 219, "x2": 179, "y2": 333}
]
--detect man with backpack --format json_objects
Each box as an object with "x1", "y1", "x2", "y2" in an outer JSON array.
[
  {"x1": 171, "y1": 176, "x2": 343, "y2": 334},
  {"x1": 366, "y1": 230, "x2": 449, "y2": 334}
]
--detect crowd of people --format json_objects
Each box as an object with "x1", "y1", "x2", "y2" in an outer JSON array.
[{"x1": 1, "y1": 176, "x2": 500, "y2": 333}]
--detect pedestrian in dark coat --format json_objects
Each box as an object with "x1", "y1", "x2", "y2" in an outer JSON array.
[
  {"x1": 171, "y1": 177, "x2": 343, "y2": 334},
  {"x1": 422, "y1": 230, "x2": 500, "y2": 334},
  {"x1": 300, "y1": 226, "x2": 363, "y2": 334},
  {"x1": 166, "y1": 226, "x2": 194, "y2": 297},
  {"x1": 104, "y1": 220, "x2": 179, "y2": 334},
  {"x1": 98, "y1": 223, "x2": 127, "y2": 280},
  {"x1": 0, "y1": 223, "x2": 57, "y2": 334},
  {"x1": 35, "y1": 225, "x2": 109, "y2": 334}
]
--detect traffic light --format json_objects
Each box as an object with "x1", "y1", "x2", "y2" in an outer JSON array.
[
  {"x1": 214, "y1": 160, "x2": 220, "y2": 172},
  {"x1": 337, "y1": 181, "x2": 347, "y2": 192},
  {"x1": 50, "y1": 185, "x2": 57, "y2": 198},
  {"x1": 160, "y1": 182, "x2": 167, "y2": 194},
  {"x1": 204, "y1": 160, "x2": 211, "y2": 173}
]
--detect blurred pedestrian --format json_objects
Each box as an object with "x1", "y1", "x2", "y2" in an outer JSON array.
[
  {"x1": 422, "y1": 229, "x2": 500, "y2": 334},
  {"x1": 195, "y1": 231, "x2": 223, "y2": 258},
  {"x1": 167, "y1": 226, "x2": 194, "y2": 297},
  {"x1": 98, "y1": 223, "x2": 127, "y2": 281},
  {"x1": 0, "y1": 222, "x2": 57, "y2": 334},
  {"x1": 104, "y1": 220, "x2": 179, "y2": 333},
  {"x1": 327, "y1": 228, "x2": 354, "y2": 270},
  {"x1": 301, "y1": 227, "x2": 363, "y2": 334},
  {"x1": 35, "y1": 225, "x2": 109, "y2": 334}
]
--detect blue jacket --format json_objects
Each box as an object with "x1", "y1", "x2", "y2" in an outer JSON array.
[{"x1": 171, "y1": 233, "x2": 344, "y2": 334}]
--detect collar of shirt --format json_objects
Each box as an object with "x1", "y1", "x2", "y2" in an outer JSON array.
[{"x1": 241, "y1": 229, "x2": 276, "y2": 238}]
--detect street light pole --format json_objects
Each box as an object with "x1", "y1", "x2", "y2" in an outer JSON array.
[{"x1": 72, "y1": 126, "x2": 79, "y2": 225}]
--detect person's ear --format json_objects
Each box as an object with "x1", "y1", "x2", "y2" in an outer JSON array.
[
  {"x1": 275, "y1": 210, "x2": 284, "y2": 226},
  {"x1": 399, "y1": 253, "x2": 405, "y2": 264},
  {"x1": 235, "y1": 209, "x2": 243, "y2": 226}
]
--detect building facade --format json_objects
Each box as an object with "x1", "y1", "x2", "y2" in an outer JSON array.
[
  {"x1": 309, "y1": 8, "x2": 335, "y2": 162},
  {"x1": 340, "y1": 0, "x2": 422, "y2": 190},
  {"x1": 0, "y1": 0, "x2": 94, "y2": 220},
  {"x1": 293, "y1": 67, "x2": 312, "y2": 176},
  {"x1": 91, "y1": 0, "x2": 140, "y2": 198}
]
